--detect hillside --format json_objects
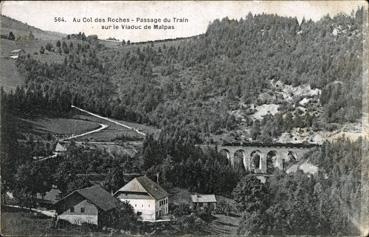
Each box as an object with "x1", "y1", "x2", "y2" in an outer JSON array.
[
  {"x1": 0, "y1": 15, "x2": 66, "y2": 91},
  {"x1": 0, "y1": 15, "x2": 64, "y2": 41},
  {"x1": 2, "y1": 9, "x2": 365, "y2": 144}
]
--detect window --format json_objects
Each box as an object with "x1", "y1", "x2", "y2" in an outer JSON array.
[
  {"x1": 70, "y1": 207, "x2": 74, "y2": 213},
  {"x1": 81, "y1": 207, "x2": 85, "y2": 213}
]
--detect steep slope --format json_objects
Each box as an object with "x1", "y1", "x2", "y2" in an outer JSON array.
[
  {"x1": 0, "y1": 15, "x2": 67, "y2": 91},
  {"x1": 0, "y1": 15, "x2": 64, "y2": 41}
]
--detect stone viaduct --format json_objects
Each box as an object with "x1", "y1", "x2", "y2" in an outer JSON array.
[{"x1": 199, "y1": 142, "x2": 321, "y2": 174}]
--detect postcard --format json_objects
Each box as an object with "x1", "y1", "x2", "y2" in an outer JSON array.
[{"x1": 0, "y1": 1, "x2": 368, "y2": 236}]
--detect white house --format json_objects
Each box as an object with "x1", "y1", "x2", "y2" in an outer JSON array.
[{"x1": 114, "y1": 176, "x2": 168, "y2": 221}]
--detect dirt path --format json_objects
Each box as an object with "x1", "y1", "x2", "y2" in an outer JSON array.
[
  {"x1": 60, "y1": 123, "x2": 108, "y2": 141},
  {"x1": 34, "y1": 123, "x2": 109, "y2": 162},
  {"x1": 35, "y1": 154, "x2": 57, "y2": 162},
  {"x1": 71, "y1": 105, "x2": 146, "y2": 136},
  {"x1": 4, "y1": 204, "x2": 56, "y2": 217}
]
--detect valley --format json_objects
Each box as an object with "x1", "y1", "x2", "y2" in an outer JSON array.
[{"x1": 0, "y1": 6, "x2": 367, "y2": 236}]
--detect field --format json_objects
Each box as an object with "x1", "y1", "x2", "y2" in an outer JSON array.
[
  {"x1": 19, "y1": 117, "x2": 100, "y2": 137},
  {"x1": 206, "y1": 214, "x2": 241, "y2": 235},
  {"x1": 1, "y1": 206, "x2": 104, "y2": 236},
  {"x1": 71, "y1": 110, "x2": 160, "y2": 142},
  {"x1": 13, "y1": 107, "x2": 159, "y2": 145}
]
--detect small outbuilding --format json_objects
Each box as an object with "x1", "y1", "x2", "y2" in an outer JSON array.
[
  {"x1": 191, "y1": 194, "x2": 217, "y2": 209},
  {"x1": 54, "y1": 142, "x2": 67, "y2": 156},
  {"x1": 9, "y1": 49, "x2": 25, "y2": 59}
]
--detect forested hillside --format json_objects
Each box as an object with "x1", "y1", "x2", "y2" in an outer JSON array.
[
  {"x1": 9, "y1": 8, "x2": 364, "y2": 142},
  {"x1": 235, "y1": 137, "x2": 366, "y2": 235}
]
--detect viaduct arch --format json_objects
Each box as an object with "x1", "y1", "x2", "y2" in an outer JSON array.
[{"x1": 201, "y1": 142, "x2": 320, "y2": 174}]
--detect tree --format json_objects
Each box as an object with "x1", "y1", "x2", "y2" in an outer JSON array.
[
  {"x1": 142, "y1": 134, "x2": 164, "y2": 170},
  {"x1": 56, "y1": 40, "x2": 61, "y2": 47},
  {"x1": 238, "y1": 210, "x2": 269, "y2": 235},
  {"x1": 105, "y1": 201, "x2": 137, "y2": 229},
  {"x1": 28, "y1": 31, "x2": 35, "y2": 40},
  {"x1": 45, "y1": 42, "x2": 53, "y2": 51},
  {"x1": 8, "y1": 31, "x2": 15, "y2": 40},
  {"x1": 40, "y1": 46, "x2": 45, "y2": 54},
  {"x1": 232, "y1": 176, "x2": 270, "y2": 213},
  {"x1": 250, "y1": 120, "x2": 261, "y2": 141},
  {"x1": 62, "y1": 41, "x2": 69, "y2": 54},
  {"x1": 104, "y1": 167, "x2": 126, "y2": 193},
  {"x1": 13, "y1": 161, "x2": 53, "y2": 208}
]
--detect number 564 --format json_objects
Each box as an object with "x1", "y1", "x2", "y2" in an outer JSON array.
[{"x1": 54, "y1": 17, "x2": 65, "y2": 22}]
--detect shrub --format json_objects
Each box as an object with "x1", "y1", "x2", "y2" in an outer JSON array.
[{"x1": 45, "y1": 43, "x2": 53, "y2": 52}]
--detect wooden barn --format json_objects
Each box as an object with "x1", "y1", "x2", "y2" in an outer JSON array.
[
  {"x1": 54, "y1": 185, "x2": 120, "y2": 226},
  {"x1": 191, "y1": 194, "x2": 217, "y2": 209}
]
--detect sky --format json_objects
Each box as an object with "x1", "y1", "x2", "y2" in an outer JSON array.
[{"x1": 1, "y1": 1, "x2": 367, "y2": 42}]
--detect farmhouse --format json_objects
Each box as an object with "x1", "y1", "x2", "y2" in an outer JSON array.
[
  {"x1": 191, "y1": 194, "x2": 217, "y2": 209},
  {"x1": 9, "y1": 49, "x2": 25, "y2": 59},
  {"x1": 54, "y1": 142, "x2": 67, "y2": 155},
  {"x1": 54, "y1": 185, "x2": 120, "y2": 226},
  {"x1": 114, "y1": 176, "x2": 168, "y2": 221}
]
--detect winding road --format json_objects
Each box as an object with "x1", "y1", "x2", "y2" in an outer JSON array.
[
  {"x1": 60, "y1": 123, "x2": 108, "y2": 141},
  {"x1": 35, "y1": 105, "x2": 146, "y2": 162},
  {"x1": 71, "y1": 105, "x2": 146, "y2": 136}
]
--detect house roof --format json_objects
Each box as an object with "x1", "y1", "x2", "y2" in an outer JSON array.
[
  {"x1": 11, "y1": 49, "x2": 24, "y2": 53},
  {"x1": 191, "y1": 194, "x2": 217, "y2": 203},
  {"x1": 114, "y1": 176, "x2": 168, "y2": 200},
  {"x1": 55, "y1": 143, "x2": 67, "y2": 152},
  {"x1": 56, "y1": 185, "x2": 120, "y2": 212}
]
